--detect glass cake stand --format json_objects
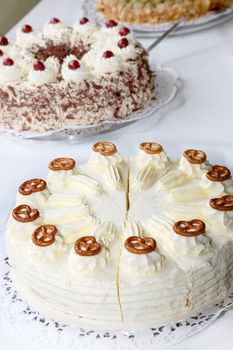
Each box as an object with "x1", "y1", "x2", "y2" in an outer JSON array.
[
  {"x1": 0, "y1": 64, "x2": 179, "y2": 141},
  {"x1": 83, "y1": 0, "x2": 233, "y2": 37}
]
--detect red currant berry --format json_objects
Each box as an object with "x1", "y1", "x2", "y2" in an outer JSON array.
[
  {"x1": 22, "y1": 24, "x2": 33, "y2": 33},
  {"x1": 3, "y1": 58, "x2": 14, "y2": 66},
  {"x1": 103, "y1": 51, "x2": 114, "y2": 59},
  {"x1": 50, "y1": 17, "x2": 60, "y2": 24},
  {"x1": 0, "y1": 50, "x2": 3, "y2": 57},
  {"x1": 80, "y1": 17, "x2": 89, "y2": 25},
  {"x1": 119, "y1": 27, "x2": 130, "y2": 37},
  {"x1": 33, "y1": 61, "x2": 45, "y2": 71},
  {"x1": 105, "y1": 20, "x2": 118, "y2": 28},
  {"x1": 118, "y1": 38, "x2": 129, "y2": 49},
  {"x1": 0, "y1": 37, "x2": 9, "y2": 46},
  {"x1": 68, "y1": 60, "x2": 80, "y2": 70}
]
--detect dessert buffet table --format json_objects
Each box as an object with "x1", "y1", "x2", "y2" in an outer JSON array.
[{"x1": 1, "y1": 0, "x2": 233, "y2": 349}]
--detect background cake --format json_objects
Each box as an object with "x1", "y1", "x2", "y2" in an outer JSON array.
[
  {"x1": 0, "y1": 18, "x2": 154, "y2": 135},
  {"x1": 97, "y1": 0, "x2": 233, "y2": 24},
  {"x1": 6, "y1": 142, "x2": 233, "y2": 329}
]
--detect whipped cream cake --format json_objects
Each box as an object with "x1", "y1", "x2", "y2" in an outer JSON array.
[
  {"x1": 0, "y1": 18, "x2": 154, "y2": 135},
  {"x1": 97, "y1": 0, "x2": 233, "y2": 24},
  {"x1": 6, "y1": 142, "x2": 233, "y2": 329}
]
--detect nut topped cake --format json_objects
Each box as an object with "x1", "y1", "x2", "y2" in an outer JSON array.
[
  {"x1": 6, "y1": 142, "x2": 233, "y2": 329},
  {"x1": 97, "y1": 0, "x2": 233, "y2": 24},
  {"x1": 0, "y1": 18, "x2": 154, "y2": 135}
]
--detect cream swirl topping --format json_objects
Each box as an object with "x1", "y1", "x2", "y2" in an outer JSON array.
[
  {"x1": 93, "y1": 54, "x2": 121, "y2": 75},
  {"x1": 114, "y1": 44, "x2": 137, "y2": 60},
  {"x1": 73, "y1": 20, "x2": 98, "y2": 41},
  {"x1": 28, "y1": 233, "x2": 67, "y2": 264},
  {"x1": 105, "y1": 165, "x2": 122, "y2": 191},
  {"x1": 0, "y1": 59, "x2": 25, "y2": 83},
  {"x1": 143, "y1": 215, "x2": 211, "y2": 258},
  {"x1": 69, "y1": 246, "x2": 106, "y2": 273},
  {"x1": 28, "y1": 61, "x2": 57, "y2": 86},
  {"x1": 156, "y1": 169, "x2": 189, "y2": 191},
  {"x1": 47, "y1": 192, "x2": 84, "y2": 208},
  {"x1": 124, "y1": 221, "x2": 144, "y2": 237},
  {"x1": 16, "y1": 28, "x2": 37, "y2": 48},
  {"x1": 56, "y1": 215, "x2": 99, "y2": 244},
  {"x1": 87, "y1": 150, "x2": 123, "y2": 171},
  {"x1": 47, "y1": 168, "x2": 76, "y2": 191},
  {"x1": 200, "y1": 174, "x2": 233, "y2": 196},
  {"x1": 69, "y1": 174, "x2": 102, "y2": 196},
  {"x1": 16, "y1": 188, "x2": 50, "y2": 208},
  {"x1": 61, "y1": 55, "x2": 89, "y2": 82},
  {"x1": 179, "y1": 155, "x2": 209, "y2": 177},
  {"x1": 133, "y1": 165, "x2": 156, "y2": 191},
  {"x1": 7, "y1": 216, "x2": 41, "y2": 242},
  {"x1": 136, "y1": 149, "x2": 169, "y2": 168},
  {"x1": 43, "y1": 204, "x2": 90, "y2": 225},
  {"x1": 93, "y1": 222, "x2": 116, "y2": 248},
  {"x1": 43, "y1": 20, "x2": 71, "y2": 44},
  {"x1": 121, "y1": 221, "x2": 163, "y2": 274},
  {"x1": 204, "y1": 205, "x2": 233, "y2": 228}
]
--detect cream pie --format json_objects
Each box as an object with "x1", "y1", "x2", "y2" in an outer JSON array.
[
  {"x1": 6, "y1": 142, "x2": 233, "y2": 329},
  {"x1": 97, "y1": 0, "x2": 233, "y2": 25},
  {"x1": 0, "y1": 19, "x2": 154, "y2": 135}
]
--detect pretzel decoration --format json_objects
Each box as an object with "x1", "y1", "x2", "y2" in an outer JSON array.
[
  {"x1": 12, "y1": 204, "x2": 39, "y2": 223},
  {"x1": 92, "y1": 142, "x2": 117, "y2": 156},
  {"x1": 140, "y1": 142, "x2": 163, "y2": 155},
  {"x1": 49, "y1": 157, "x2": 76, "y2": 171},
  {"x1": 74, "y1": 236, "x2": 101, "y2": 256},
  {"x1": 32, "y1": 225, "x2": 58, "y2": 247},
  {"x1": 19, "y1": 178, "x2": 46, "y2": 196},
  {"x1": 173, "y1": 220, "x2": 206, "y2": 237},
  {"x1": 206, "y1": 165, "x2": 231, "y2": 182},
  {"x1": 209, "y1": 195, "x2": 233, "y2": 211},
  {"x1": 183, "y1": 149, "x2": 207, "y2": 164},
  {"x1": 124, "y1": 236, "x2": 156, "y2": 254}
]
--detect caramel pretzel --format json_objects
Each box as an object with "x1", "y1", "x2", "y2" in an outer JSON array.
[
  {"x1": 140, "y1": 142, "x2": 163, "y2": 155},
  {"x1": 49, "y1": 157, "x2": 76, "y2": 171},
  {"x1": 92, "y1": 142, "x2": 117, "y2": 156},
  {"x1": 12, "y1": 204, "x2": 39, "y2": 223},
  {"x1": 183, "y1": 149, "x2": 206, "y2": 164},
  {"x1": 124, "y1": 236, "x2": 156, "y2": 254},
  {"x1": 19, "y1": 178, "x2": 46, "y2": 196},
  {"x1": 173, "y1": 220, "x2": 206, "y2": 237},
  {"x1": 32, "y1": 225, "x2": 57, "y2": 247},
  {"x1": 209, "y1": 195, "x2": 233, "y2": 211},
  {"x1": 74, "y1": 236, "x2": 101, "y2": 256},
  {"x1": 206, "y1": 165, "x2": 231, "y2": 182}
]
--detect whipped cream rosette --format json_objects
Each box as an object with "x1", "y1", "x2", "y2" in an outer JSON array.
[{"x1": 6, "y1": 143, "x2": 233, "y2": 330}]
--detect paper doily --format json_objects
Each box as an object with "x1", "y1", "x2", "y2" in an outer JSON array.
[
  {"x1": 1, "y1": 231, "x2": 233, "y2": 349},
  {"x1": 0, "y1": 64, "x2": 179, "y2": 140},
  {"x1": 83, "y1": 0, "x2": 233, "y2": 37}
]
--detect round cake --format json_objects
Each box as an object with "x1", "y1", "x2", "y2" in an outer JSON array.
[
  {"x1": 6, "y1": 142, "x2": 233, "y2": 330},
  {"x1": 97, "y1": 0, "x2": 233, "y2": 24},
  {"x1": 0, "y1": 18, "x2": 154, "y2": 135}
]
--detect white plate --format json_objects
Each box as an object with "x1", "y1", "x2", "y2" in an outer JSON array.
[{"x1": 83, "y1": 0, "x2": 233, "y2": 37}]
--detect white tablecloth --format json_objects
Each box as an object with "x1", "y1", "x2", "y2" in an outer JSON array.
[{"x1": 1, "y1": 0, "x2": 233, "y2": 348}]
